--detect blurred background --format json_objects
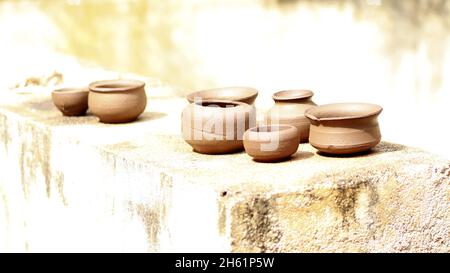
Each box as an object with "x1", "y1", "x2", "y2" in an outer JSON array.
[{"x1": 0, "y1": 0, "x2": 449, "y2": 156}]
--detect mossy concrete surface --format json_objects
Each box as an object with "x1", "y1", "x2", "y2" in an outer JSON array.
[{"x1": 0, "y1": 89, "x2": 449, "y2": 252}]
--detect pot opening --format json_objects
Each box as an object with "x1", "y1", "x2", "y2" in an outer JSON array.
[
  {"x1": 89, "y1": 79, "x2": 145, "y2": 92},
  {"x1": 273, "y1": 90, "x2": 313, "y2": 101},
  {"x1": 188, "y1": 87, "x2": 258, "y2": 102},
  {"x1": 196, "y1": 101, "x2": 240, "y2": 108},
  {"x1": 97, "y1": 84, "x2": 129, "y2": 89},
  {"x1": 250, "y1": 125, "x2": 292, "y2": 133}
]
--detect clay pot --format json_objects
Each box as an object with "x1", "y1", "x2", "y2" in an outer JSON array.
[
  {"x1": 88, "y1": 79, "x2": 147, "y2": 123},
  {"x1": 181, "y1": 100, "x2": 256, "y2": 154},
  {"x1": 243, "y1": 125, "x2": 299, "y2": 162},
  {"x1": 266, "y1": 90, "x2": 317, "y2": 143},
  {"x1": 305, "y1": 103, "x2": 383, "y2": 155},
  {"x1": 186, "y1": 87, "x2": 259, "y2": 105},
  {"x1": 51, "y1": 87, "x2": 89, "y2": 116}
]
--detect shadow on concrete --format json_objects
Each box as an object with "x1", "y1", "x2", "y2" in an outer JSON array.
[
  {"x1": 26, "y1": 99, "x2": 54, "y2": 111},
  {"x1": 290, "y1": 151, "x2": 315, "y2": 161},
  {"x1": 44, "y1": 113, "x2": 99, "y2": 126},
  {"x1": 316, "y1": 142, "x2": 407, "y2": 158},
  {"x1": 134, "y1": 112, "x2": 167, "y2": 123},
  {"x1": 252, "y1": 151, "x2": 314, "y2": 164}
]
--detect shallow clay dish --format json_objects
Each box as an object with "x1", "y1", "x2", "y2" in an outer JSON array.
[
  {"x1": 181, "y1": 100, "x2": 256, "y2": 154},
  {"x1": 305, "y1": 103, "x2": 382, "y2": 155},
  {"x1": 186, "y1": 87, "x2": 259, "y2": 105},
  {"x1": 243, "y1": 125, "x2": 299, "y2": 162},
  {"x1": 266, "y1": 90, "x2": 317, "y2": 143},
  {"x1": 88, "y1": 79, "x2": 147, "y2": 123},
  {"x1": 52, "y1": 87, "x2": 89, "y2": 116}
]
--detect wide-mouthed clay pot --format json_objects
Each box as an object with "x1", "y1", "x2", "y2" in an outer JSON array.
[
  {"x1": 52, "y1": 87, "x2": 89, "y2": 116},
  {"x1": 181, "y1": 100, "x2": 256, "y2": 154},
  {"x1": 186, "y1": 87, "x2": 259, "y2": 105},
  {"x1": 305, "y1": 103, "x2": 383, "y2": 155},
  {"x1": 243, "y1": 125, "x2": 299, "y2": 162},
  {"x1": 266, "y1": 90, "x2": 317, "y2": 143},
  {"x1": 88, "y1": 79, "x2": 147, "y2": 123}
]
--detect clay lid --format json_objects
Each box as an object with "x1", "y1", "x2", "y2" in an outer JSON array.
[
  {"x1": 187, "y1": 87, "x2": 258, "y2": 104},
  {"x1": 89, "y1": 79, "x2": 145, "y2": 93},
  {"x1": 272, "y1": 90, "x2": 314, "y2": 101},
  {"x1": 305, "y1": 103, "x2": 383, "y2": 121}
]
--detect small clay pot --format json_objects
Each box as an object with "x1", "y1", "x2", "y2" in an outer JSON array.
[
  {"x1": 305, "y1": 103, "x2": 383, "y2": 155},
  {"x1": 181, "y1": 100, "x2": 256, "y2": 154},
  {"x1": 266, "y1": 90, "x2": 317, "y2": 143},
  {"x1": 186, "y1": 87, "x2": 259, "y2": 105},
  {"x1": 51, "y1": 87, "x2": 89, "y2": 116},
  {"x1": 243, "y1": 125, "x2": 299, "y2": 162},
  {"x1": 88, "y1": 79, "x2": 147, "y2": 123}
]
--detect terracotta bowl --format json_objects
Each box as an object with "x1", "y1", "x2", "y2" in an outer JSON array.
[
  {"x1": 181, "y1": 100, "x2": 256, "y2": 154},
  {"x1": 186, "y1": 87, "x2": 259, "y2": 105},
  {"x1": 88, "y1": 79, "x2": 147, "y2": 123},
  {"x1": 182, "y1": 128, "x2": 245, "y2": 154},
  {"x1": 305, "y1": 103, "x2": 383, "y2": 155},
  {"x1": 51, "y1": 87, "x2": 89, "y2": 116},
  {"x1": 243, "y1": 125, "x2": 299, "y2": 162}
]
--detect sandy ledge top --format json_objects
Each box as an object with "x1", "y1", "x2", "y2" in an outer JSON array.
[{"x1": 1, "y1": 89, "x2": 448, "y2": 196}]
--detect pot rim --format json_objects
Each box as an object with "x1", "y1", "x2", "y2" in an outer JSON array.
[
  {"x1": 248, "y1": 124, "x2": 296, "y2": 133},
  {"x1": 272, "y1": 89, "x2": 314, "y2": 101},
  {"x1": 186, "y1": 86, "x2": 258, "y2": 103},
  {"x1": 305, "y1": 102, "x2": 383, "y2": 121},
  {"x1": 89, "y1": 79, "x2": 145, "y2": 93},
  {"x1": 52, "y1": 87, "x2": 89, "y2": 94}
]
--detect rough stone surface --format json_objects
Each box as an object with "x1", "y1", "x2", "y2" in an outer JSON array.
[{"x1": 0, "y1": 88, "x2": 449, "y2": 252}]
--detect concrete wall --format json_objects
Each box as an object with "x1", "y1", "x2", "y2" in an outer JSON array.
[{"x1": 0, "y1": 90, "x2": 449, "y2": 252}]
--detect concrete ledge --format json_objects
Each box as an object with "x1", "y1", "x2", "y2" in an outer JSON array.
[{"x1": 0, "y1": 89, "x2": 449, "y2": 252}]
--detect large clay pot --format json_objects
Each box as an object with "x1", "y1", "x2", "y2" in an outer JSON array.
[
  {"x1": 243, "y1": 125, "x2": 299, "y2": 162},
  {"x1": 52, "y1": 87, "x2": 89, "y2": 116},
  {"x1": 186, "y1": 87, "x2": 258, "y2": 105},
  {"x1": 88, "y1": 79, "x2": 147, "y2": 123},
  {"x1": 266, "y1": 90, "x2": 317, "y2": 143},
  {"x1": 181, "y1": 100, "x2": 256, "y2": 154},
  {"x1": 305, "y1": 103, "x2": 382, "y2": 155}
]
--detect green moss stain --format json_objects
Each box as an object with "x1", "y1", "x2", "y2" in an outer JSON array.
[
  {"x1": 334, "y1": 178, "x2": 379, "y2": 228},
  {"x1": 0, "y1": 187, "x2": 9, "y2": 227},
  {"x1": 129, "y1": 173, "x2": 173, "y2": 251},
  {"x1": 135, "y1": 203, "x2": 160, "y2": 251},
  {"x1": 218, "y1": 202, "x2": 227, "y2": 236},
  {"x1": 19, "y1": 142, "x2": 28, "y2": 198},
  {"x1": 232, "y1": 197, "x2": 282, "y2": 253},
  {"x1": 0, "y1": 114, "x2": 10, "y2": 154},
  {"x1": 159, "y1": 172, "x2": 172, "y2": 227},
  {"x1": 335, "y1": 183, "x2": 359, "y2": 228},
  {"x1": 55, "y1": 171, "x2": 67, "y2": 206},
  {"x1": 18, "y1": 123, "x2": 52, "y2": 199}
]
